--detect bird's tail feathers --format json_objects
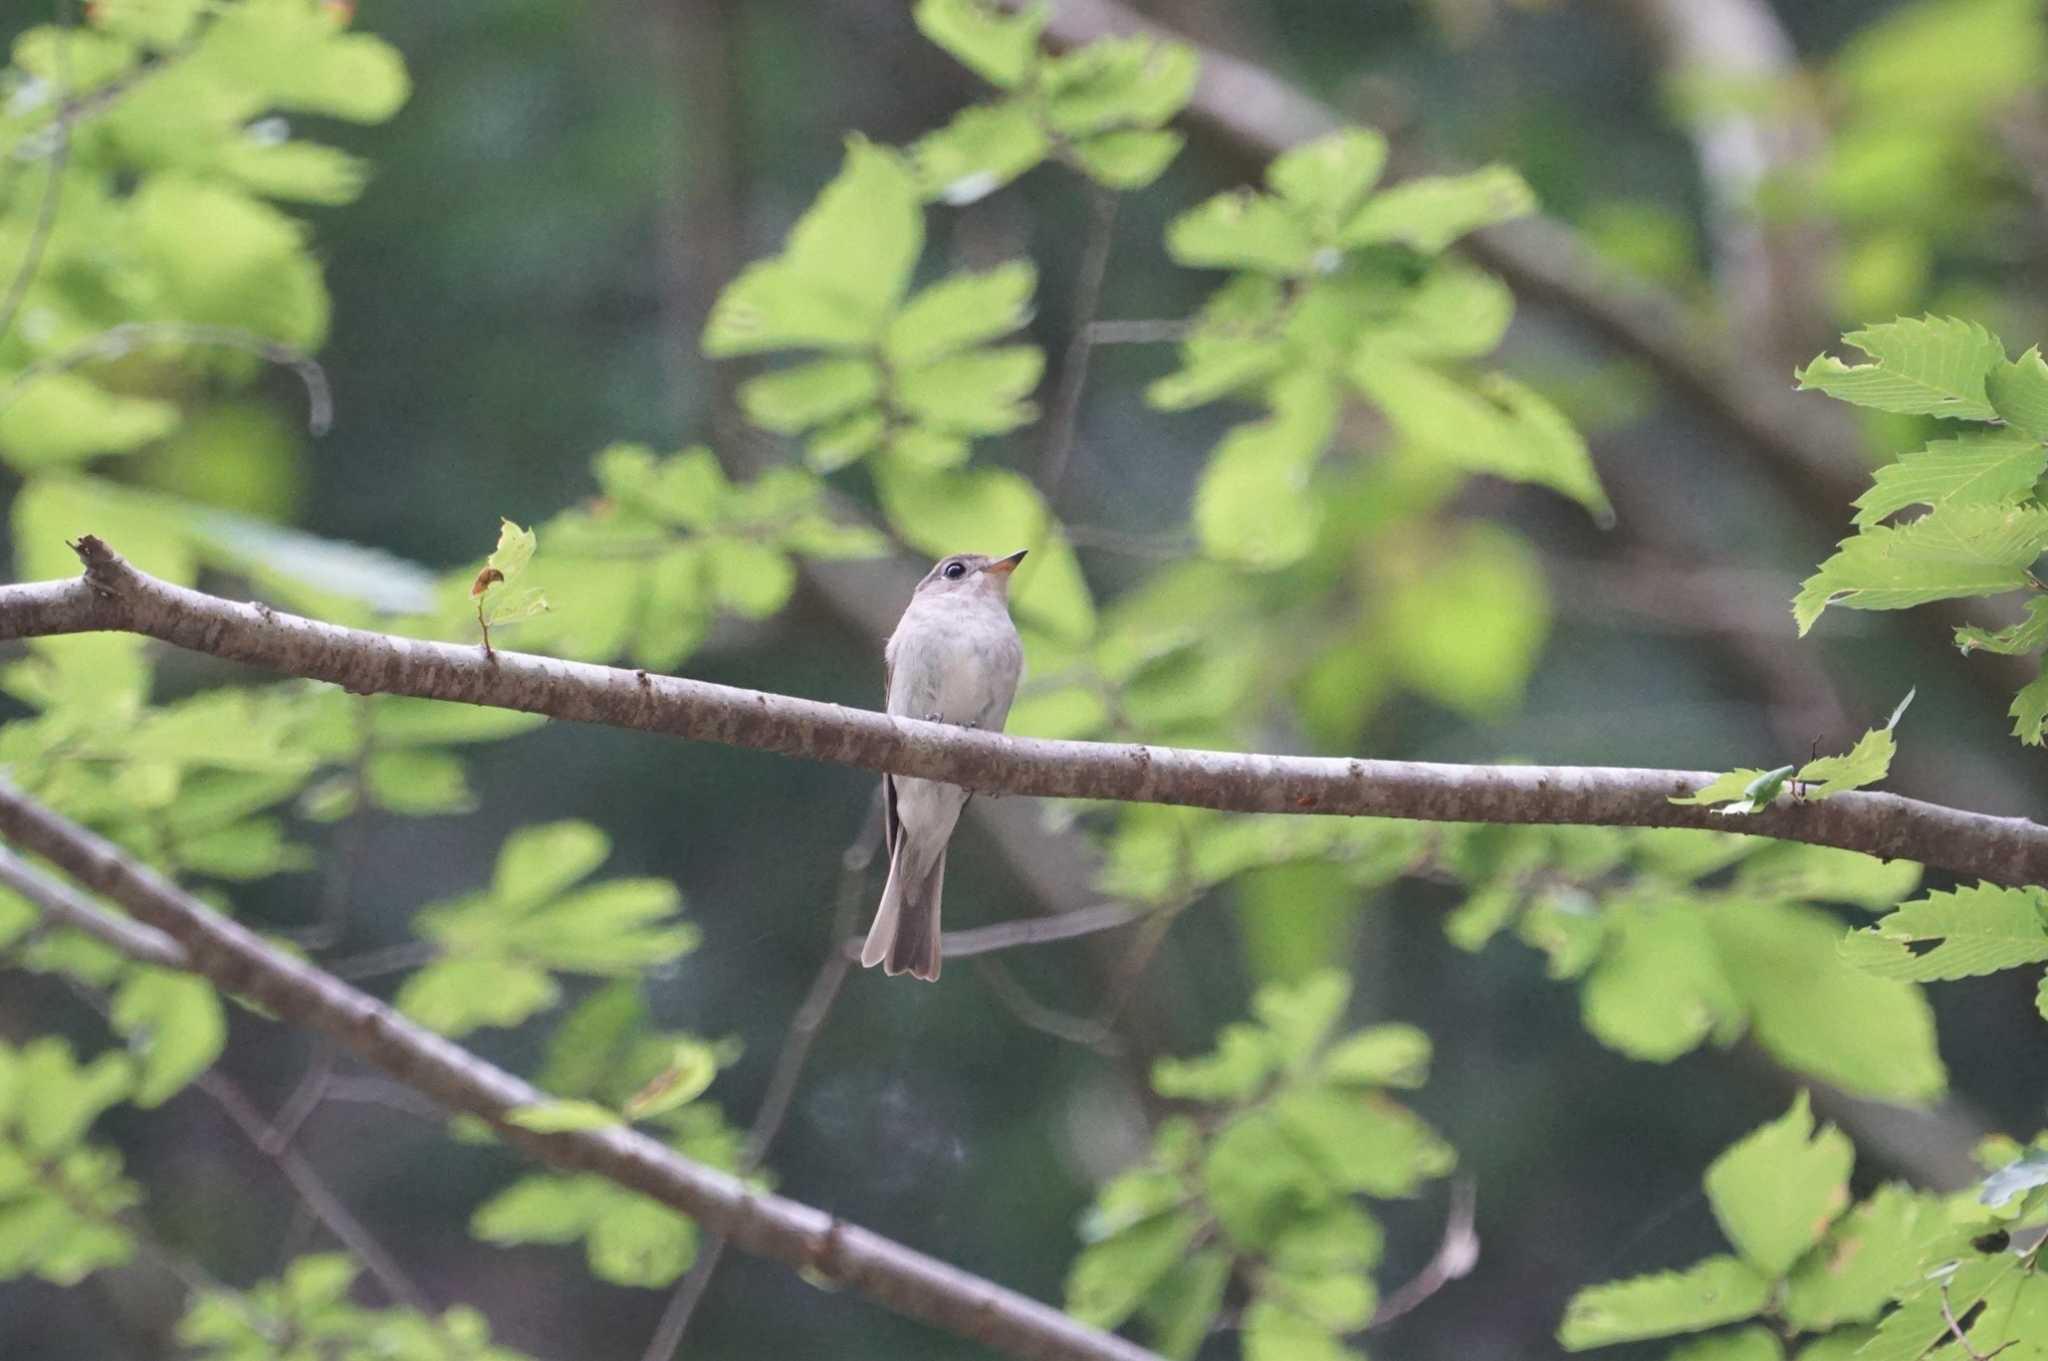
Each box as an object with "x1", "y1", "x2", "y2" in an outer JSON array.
[{"x1": 861, "y1": 842, "x2": 944, "y2": 981}]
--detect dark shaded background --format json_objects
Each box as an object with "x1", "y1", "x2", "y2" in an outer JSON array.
[{"x1": 4, "y1": 1, "x2": 2047, "y2": 1358}]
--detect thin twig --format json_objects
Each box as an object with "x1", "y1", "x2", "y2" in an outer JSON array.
[
  {"x1": 639, "y1": 791, "x2": 886, "y2": 1361},
  {"x1": 1367, "y1": 1176, "x2": 1479, "y2": 1329},
  {"x1": 328, "y1": 939, "x2": 438, "y2": 980},
  {"x1": 0, "y1": 0, "x2": 73, "y2": 349},
  {"x1": 940, "y1": 901, "x2": 1144, "y2": 958},
  {"x1": 973, "y1": 956, "x2": 1123, "y2": 1054},
  {"x1": 1039, "y1": 187, "x2": 1119, "y2": 496},
  {"x1": 1938, "y1": 1280, "x2": 2015, "y2": 1361},
  {"x1": 1083, "y1": 319, "x2": 1190, "y2": 345},
  {"x1": 195, "y1": 1070, "x2": 436, "y2": 1315},
  {"x1": 0, "y1": 846, "x2": 186, "y2": 967},
  {"x1": 0, "y1": 321, "x2": 335, "y2": 434}
]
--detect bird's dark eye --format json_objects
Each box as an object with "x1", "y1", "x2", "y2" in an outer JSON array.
[{"x1": 942, "y1": 561, "x2": 967, "y2": 580}]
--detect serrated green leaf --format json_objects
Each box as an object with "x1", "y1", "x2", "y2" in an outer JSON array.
[
  {"x1": 486, "y1": 519, "x2": 536, "y2": 582},
  {"x1": 704, "y1": 138, "x2": 922, "y2": 354},
  {"x1": 885, "y1": 263, "x2": 1037, "y2": 366},
  {"x1": 1339, "y1": 165, "x2": 1535, "y2": 253},
  {"x1": 1193, "y1": 373, "x2": 1336, "y2": 568},
  {"x1": 1704, "y1": 1093, "x2": 1853, "y2": 1276},
  {"x1": 2012, "y1": 665, "x2": 2048, "y2": 745},
  {"x1": 1957, "y1": 597, "x2": 2048, "y2": 655},
  {"x1": 1783, "y1": 1184, "x2": 1945, "y2": 1330},
  {"x1": 1989, "y1": 346, "x2": 2048, "y2": 437},
  {"x1": 1853, "y1": 432, "x2": 2048, "y2": 528},
  {"x1": 1841, "y1": 884, "x2": 2048, "y2": 981},
  {"x1": 1670, "y1": 767, "x2": 1782, "y2": 811},
  {"x1": 913, "y1": 0, "x2": 1047, "y2": 87},
  {"x1": 1795, "y1": 503, "x2": 2048, "y2": 633},
  {"x1": 1795, "y1": 315, "x2": 2007, "y2": 420},
  {"x1": 504, "y1": 1099, "x2": 620, "y2": 1133},
  {"x1": 110, "y1": 969, "x2": 224, "y2": 1107},
  {"x1": 1556, "y1": 1256, "x2": 1770, "y2": 1350},
  {"x1": 738, "y1": 358, "x2": 883, "y2": 434},
  {"x1": 1794, "y1": 724, "x2": 1897, "y2": 800}
]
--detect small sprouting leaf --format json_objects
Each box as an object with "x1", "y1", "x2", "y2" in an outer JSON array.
[
  {"x1": 1795, "y1": 315, "x2": 2007, "y2": 420},
  {"x1": 504, "y1": 1099, "x2": 621, "y2": 1133},
  {"x1": 1841, "y1": 884, "x2": 2048, "y2": 981},
  {"x1": 1671, "y1": 765, "x2": 1790, "y2": 815},
  {"x1": 1793, "y1": 693, "x2": 1910, "y2": 799},
  {"x1": 1704, "y1": 1093, "x2": 1853, "y2": 1276},
  {"x1": 1556, "y1": 1257, "x2": 1770, "y2": 1350},
  {"x1": 2013, "y1": 665, "x2": 2048, "y2": 746},
  {"x1": 487, "y1": 518, "x2": 537, "y2": 582},
  {"x1": 482, "y1": 586, "x2": 549, "y2": 628}
]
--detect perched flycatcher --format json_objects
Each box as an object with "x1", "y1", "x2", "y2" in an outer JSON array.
[{"x1": 860, "y1": 549, "x2": 1027, "y2": 981}]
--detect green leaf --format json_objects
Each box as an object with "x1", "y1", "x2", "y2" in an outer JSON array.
[
  {"x1": 913, "y1": 0, "x2": 1047, "y2": 87},
  {"x1": 1378, "y1": 261, "x2": 1515, "y2": 359},
  {"x1": 1794, "y1": 503, "x2": 2048, "y2": 634},
  {"x1": 1556, "y1": 1257, "x2": 1770, "y2": 1350},
  {"x1": 1795, "y1": 316, "x2": 2007, "y2": 420},
  {"x1": 2012, "y1": 664, "x2": 2048, "y2": 746},
  {"x1": 1193, "y1": 373, "x2": 1337, "y2": 568},
  {"x1": 132, "y1": 179, "x2": 329, "y2": 345},
  {"x1": 364, "y1": 748, "x2": 474, "y2": 816},
  {"x1": 892, "y1": 344, "x2": 1044, "y2": 434},
  {"x1": 1841, "y1": 884, "x2": 2048, "y2": 980},
  {"x1": 1268, "y1": 130, "x2": 1388, "y2": 224},
  {"x1": 1320, "y1": 1025, "x2": 1431, "y2": 1088},
  {"x1": 1730, "y1": 843, "x2": 1922, "y2": 911},
  {"x1": 587, "y1": 1193, "x2": 697, "y2": 1287},
  {"x1": 1783, "y1": 1184, "x2": 1945, "y2": 1329},
  {"x1": 109, "y1": 969, "x2": 224, "y2": 1107},
  {"x1": 1792, "y1": 693, "x2": 1909, "y2": 799},
  {"x1": 1039, "y1": 36, "x2": 1196, "y2": 137},
  {"x1": 705, "y1": 538, "x2": 797, "y2": 619},
  {"x1": 1350, "y1": 350, "x2": 1608, "y2": 518},
  {"x1": 1339, "y1": 165, "x2": 1536, "y2": 253},
  {"x1": 1271, "y1": 1086, "x2": 1455, "y2": 1197},
  {"x1": 1141, "y1": 1246, "x2": 1231, "y2": 1361},
  {"x1": 1166, "y1": 191, "x2": 1320, "y2": 276},
  {"x1": 738, "y1": 358, "x2": 883, "y2": 434},
  {"x1": 1709, "y1": 899, "x2": 1946, "y2": 1103},
  {"x1": 807, "y1": 410, "x2": 888, "y2": 471},
  {"x1": 1253, "y1": 970, "x2": 1351, "y2": 1069},
  {"x1": 1852, "y1": 432, "x2": 2048, "y2": 528},
  {"x1": 1152, "y1": 1026, "x2": 1273, "y2": 1101},
  {"x1": 1957, "y1": 597, "x2": 2048, "y2": 655},
  {"x1": 1704, "y1": 1093, "x2": 1853, "y2": 1276},
  {"x1": 486, "y1": 518, "x2": 537, "y2": 582},
  {"x1": 704, "y1": 138, "x2": 922, "y2": 355},
  {"x1": 1070, "y1": 129, "x2": 1184, "y2": 189},
  {"x1": 885, "y1": 262, "x2": 1037, "y2": 366},
  {"x1": 493, "y1": 821, "x2": 611, "y2": 907},
  {"x1": 1382, "y1": 521, "x2": 1553, "y2": 718},
  {"x1": 1670, "y1": 767, "x2": 1786, "y2": 814},
  {"x1": 1668, "y1": 1327, "x2": 1783, "y2": 1361},
  {"x1": 1202, "y1": 1109, "x2": 1330, "y2": 1247},
  {"x1": 620, "y1": 1040, "x2": 720, "y2": 1122},
  {"x1": 1242, "y1": 1296, "x2": 1362, "y2": 1361},
  {"x1": 1988, "y1": 345, "x2": 2048, "y2": 437},
  {"x1": 14, "y1": 1040, "x2": 133, "y2": 1156},
  {"x1": 369, "y1": 697, "x2": 548, "y2": 746},
  {"x1": 0, "y1": 373, "x2": 180, "y2": 469},
  {"x1": 504, "y1": 1099, "x2": 620, "y2": 1133},
  {"x1": 397, "y1": 956, "x2": 560, "y2": 1037},
  {"x1": 911, "y1": 99, "x2": 1051, "y2": 205},
  {"x1": 471, "y1": 1173, "x2": 599, "y2": 1245},
  {"x1": 1064, "y1": 1209, "x2": 1202, "y2": 1329},
  {"x1": 1581, "y1": 901, "x2": 1742, "y2": 1062}
]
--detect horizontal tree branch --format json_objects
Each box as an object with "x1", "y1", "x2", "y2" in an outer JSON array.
[
  {"x1": 8, "y1": 538, "x2": 2048, "y2": 888},
  {"x1": 0, "y1": 781, "x2": 1163, "y2": 1361}
]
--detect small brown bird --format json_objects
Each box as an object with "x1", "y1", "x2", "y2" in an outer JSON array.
[{"x1": 861, "y1": 550, "x2": 1027, "y2": 981}]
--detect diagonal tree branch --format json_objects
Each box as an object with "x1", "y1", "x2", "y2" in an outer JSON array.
[
  {"x1": 0, "y1": 780, "x2": 1165, "y2": 1361},
  {"x1": 9, "y1": 537, "x2": 2048, "y2": 887}
]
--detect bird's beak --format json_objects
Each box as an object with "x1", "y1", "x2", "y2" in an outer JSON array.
[{"x1": 986, "y1": 549, "x2": 1027, "y2": 576}]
